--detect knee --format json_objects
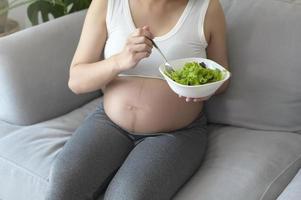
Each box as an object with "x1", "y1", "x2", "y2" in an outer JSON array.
[
  {"x1": 50, "y1": 150, "x2": 78, "y2": 179},
  {"x1": 46, "y1": 154, "x2": 80, "y2": 199}
]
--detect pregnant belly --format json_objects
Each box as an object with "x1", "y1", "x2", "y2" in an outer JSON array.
[{"x1": 103, "y1": 76, "x2": 203, "y2": 134}]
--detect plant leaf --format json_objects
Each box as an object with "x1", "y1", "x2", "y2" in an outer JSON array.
[
  {"x1": 63, "y1": 0, "x2": 91, "y2": 13},
  {"x1": 27, "y1": 0, "x2": 65, "y2": 25}
]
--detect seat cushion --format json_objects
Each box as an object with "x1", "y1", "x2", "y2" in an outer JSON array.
[
  {"x1": 1, "y1": 98, "x2": 301, "y2": 200},
  {"x1": 0, "y1": 97, "x2": 101, "y2": 200},
  {"x1": 277, "y1": 169, "x2": 301, "y2": 200},
  {"x1": 205, "y1": 0, "x2": 301, "y2": 132},
  {"x1": 173, "y1": 125, "x2": 301, "y2": 200}
]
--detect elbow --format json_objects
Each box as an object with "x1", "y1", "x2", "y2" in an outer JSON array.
[
  {"x1": 68, "y1": 65, "x2": 84, "y2": 95},
  {"x1": 68, "y1": 78, "x2": 83, "y2": 95}
]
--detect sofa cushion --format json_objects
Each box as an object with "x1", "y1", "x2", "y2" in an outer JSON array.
[
  {"x1": 1, "y1": 98, "x2": 301, "y2": 200},
  {"x1": 277, "y1": 169, "x2": 301, "y2": 200},
  {"x1": 0, "y1": 10, "x2": 100, "y2": 126},
  {"x1": 0, "y1": 98, "x2": 100, "y2": 200},
  {"x1": 205, "y1": 0, "x2": 301, "y2": 132},
  {"x1": 174, "y1": 125, "x2": 301, "y2": 200}
]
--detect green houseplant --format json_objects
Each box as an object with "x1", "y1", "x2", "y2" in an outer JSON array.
[
  {"x1": 0, "y1": 0, "x2": 9, "y2": 33},
  {"x1": 0, "y1": 0, "x2": 91, "y2": 29}
]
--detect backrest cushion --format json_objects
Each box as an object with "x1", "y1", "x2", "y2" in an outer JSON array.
[
  {"x1": 0, "y1": 10, "x2": 101, "y2": 125},
  {"x1": 205, "y1": 0, "x2": 301, "y2": 132}
]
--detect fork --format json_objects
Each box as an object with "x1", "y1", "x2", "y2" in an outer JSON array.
[{"x1": 147, "y1": 37, "x2": 175, "y2": 73}]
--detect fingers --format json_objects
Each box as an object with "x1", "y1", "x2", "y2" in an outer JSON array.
[
  {"x1": 178, "y1": 95, "x2": 193, "y2": 102},
  {"x1": 125, "y1": 43, "x2": 152, "y2": 57},
  {"x1": 132, "y1": 27, "x2": 154, "y2": 46},
  {"x1": 193, "y1": 98, "x2": 201, "y2": 102},
  {"x1": 120, "y1": 26, "x2": 154, "y2": 69},
  {"x1": 132, "y1": 27, "x2": 153, "y2": 39},
  {"x1": 128, "y1": 36, "x2": 153, "y2": 48},
  {"x1": 142, "y1": 25, "x2": 154, "y2": 39},
  {"x1": 127, "y1": 27, "x2": 154, "y2": 52},
  {"x1": 134, "y1": 44, "x2": 152, "y2": 54},
  {"x1": 178, "y1": 95, "x2": 211, "y2": 102},
  {"x1": 132, "y1": 28, "x2": 143, "y2": 37},
  {"x1": 185, "y1": 97, "x2": 192, "y2": 102},
  {"x1": 134, "y1": 51, "x2": 151, "y2": 61},
  {"x1": 126, "y1": 43, "x2": 152, "y2": 54}
]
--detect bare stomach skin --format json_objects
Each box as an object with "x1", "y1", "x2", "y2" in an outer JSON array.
[{"x1": 103, "y1": 76, "x2": 203, "y2": 135}]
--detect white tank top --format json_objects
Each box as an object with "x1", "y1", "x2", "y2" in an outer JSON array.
[{"x1": 104, "y1": 0, "x2": 210, "y2": 80}]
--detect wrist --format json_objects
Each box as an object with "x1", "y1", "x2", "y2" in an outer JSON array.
[{"x1": 111, "y1": 54, "x2": 123, "y2": 74}]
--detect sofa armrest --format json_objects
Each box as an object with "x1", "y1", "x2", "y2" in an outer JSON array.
[{"x1": 0, "y1": 10, "x2": 101, "y2": 126}]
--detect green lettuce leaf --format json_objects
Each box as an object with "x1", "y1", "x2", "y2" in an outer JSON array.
[{"x1": 164, "y1": 62, "x2": 223, "y2": 86}]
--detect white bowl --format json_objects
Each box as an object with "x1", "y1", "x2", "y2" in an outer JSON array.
[{"x1": 159, "y1": 57, "x2": 231, "y2": 98}]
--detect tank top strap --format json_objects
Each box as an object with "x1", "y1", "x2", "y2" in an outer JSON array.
[
  {"x1": 106, "y1": 0, "x2": 124, "y2": 34},
  {"x1": 198, "y1": 0, "x2": 211, "y2": 47},
  {"x1": 180, "y1": 0, "x2": 211, "y2": 47}
]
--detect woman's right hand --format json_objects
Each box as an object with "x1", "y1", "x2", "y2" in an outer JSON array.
[{"x1": 114, "y1": 26, "x2": 154, "y2": 72}]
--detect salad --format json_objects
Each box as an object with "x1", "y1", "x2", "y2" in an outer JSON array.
[{"x1": 164, "y1": 62, "x2": 224, "y2": 86}]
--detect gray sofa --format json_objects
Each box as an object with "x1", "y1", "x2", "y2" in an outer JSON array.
[{"x1": 0, "y1": 0, "x2": 301, "y2": 199}]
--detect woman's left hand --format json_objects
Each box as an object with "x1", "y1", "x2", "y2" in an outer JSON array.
[{"x1": 178, "y1": 95, "x2": 211, "y2": 102}]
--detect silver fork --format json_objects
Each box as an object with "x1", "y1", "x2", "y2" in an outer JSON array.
[{"x1": 148, "y1": 38, "x2": 175, "y2": 73}]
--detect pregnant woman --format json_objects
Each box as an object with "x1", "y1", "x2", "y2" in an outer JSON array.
[{"x1": 46, "y1": 0, "x2": 229, "y2": 199}]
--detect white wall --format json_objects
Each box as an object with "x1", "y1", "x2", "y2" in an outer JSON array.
[{"x1": 7, "y1": 0, "x2": 30, "y2": 29}]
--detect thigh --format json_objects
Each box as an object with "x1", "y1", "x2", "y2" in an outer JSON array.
[
  {"x1": 104, "y1": 122, "x2": 207, "y2": 200},
  {"x1": 46, "y1": 104, "x2": 135, "y2": 200}
]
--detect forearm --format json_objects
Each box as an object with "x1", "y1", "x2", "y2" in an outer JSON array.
[
  {"x1": 68, "y1": 27, "x2": 153, "y2": 95},
  {"x1": 68, "y1": 55, "x2": 121, "y2": 94}
]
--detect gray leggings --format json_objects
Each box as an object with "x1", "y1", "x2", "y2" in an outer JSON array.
[{"x1": 45, "y1": 100, "x2": 207, "y2": 200}]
